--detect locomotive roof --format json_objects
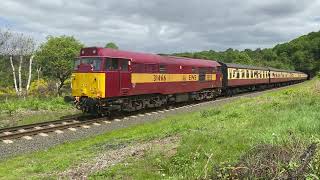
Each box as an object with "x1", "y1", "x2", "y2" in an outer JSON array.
[{"x1": 81, "y1": 47, "x2": 220, "y2": 68}]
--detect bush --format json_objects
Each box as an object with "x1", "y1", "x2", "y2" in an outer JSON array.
[
  {"x1": 0, "y1": 87, "x2": 16, "y2": 96},
  {"x1": 29, "y1": 79, "x2": 71, "y2": 96},
  {"x1": 29, "y1": 79, "x2": 50, "y2": 96}
]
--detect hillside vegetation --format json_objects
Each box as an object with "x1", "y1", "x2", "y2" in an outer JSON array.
[{"x1": 173, "y1": 31, "x2": 320, "y2": 76}]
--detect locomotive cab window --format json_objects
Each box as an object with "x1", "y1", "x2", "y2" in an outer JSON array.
[
  {"x1": 120, "y1": 59, "x2": 129, "y2": 71},
  {"x1": 75, "y1": 57, "x2": 102, "y2": 71},
  {"x1": 105, "y1": 58, "x2": 119, "y2": 71}
]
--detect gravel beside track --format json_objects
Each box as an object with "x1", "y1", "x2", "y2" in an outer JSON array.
[{"x1": 0, "y1": 84, "x2": 300, "y2": 160}]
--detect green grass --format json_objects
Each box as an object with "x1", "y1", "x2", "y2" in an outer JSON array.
[
  {"x1": 0, "y1": 80, "x2": 320, "y2": 179},
  {"x1": 0, "y1": 97, "x2": 72, "y2": 114},
  {"x1": 0, "y1": 97, "x2": 76, "y2": 128}
]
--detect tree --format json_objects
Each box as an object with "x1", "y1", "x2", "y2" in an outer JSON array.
[
  {"x1": 0, "y1": 29, "x2": 35, "y2": 96},
  {"x1": 0, "y1": 29, "x2": 12, "y2": 88},
  {"x1": 34, "y1": 36, "x2": 83, "y2": 95},
  {"x1": 16, "y1": 34, "x2": 35, "y2": 94},
  {"x1": 105, "y1": 42, "x2": 119, "y2": 49}
]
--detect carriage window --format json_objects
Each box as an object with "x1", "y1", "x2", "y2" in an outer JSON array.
[
  {"x1": 159, "y1": 65, "x2": 166, "y2": 73},
  {"x1": 232, "y1": 70, "x2": 237, "y2": 79},
  {"x1": 229, "y1": 70, "x2": 233, "y2": 79},
  {"x1": 236, "y1": 69, "x2": 240, "y2": 79}
]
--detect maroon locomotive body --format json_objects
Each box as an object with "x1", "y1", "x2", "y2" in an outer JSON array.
[{"x1": 72, "y1": 47, "x2": 222, "y2": 114}]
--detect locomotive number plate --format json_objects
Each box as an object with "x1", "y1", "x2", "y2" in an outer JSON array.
[{"x1": 153, "y1": 74, "x2": 167, "y2": 82}]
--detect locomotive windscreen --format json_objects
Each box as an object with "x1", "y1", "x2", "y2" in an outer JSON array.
[{"x1": 74, "y1": 57, "x2": 102, "y2": 71}]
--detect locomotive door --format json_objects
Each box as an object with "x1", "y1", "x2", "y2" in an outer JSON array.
[
  {"x1": 119, "y1": 59, "x2": 131, "y2": 96},
  {"x1": 105, "y1": 58, "x2": 120, "y2": 97}
]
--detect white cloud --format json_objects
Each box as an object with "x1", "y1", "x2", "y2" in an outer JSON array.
[{"x1": 0, "y1": 0, "x2": 319, "y2": 53}]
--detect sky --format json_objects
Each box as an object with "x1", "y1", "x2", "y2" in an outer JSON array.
[{"x1": 0, "y1": 0, "x2": 319, "y2": 53}]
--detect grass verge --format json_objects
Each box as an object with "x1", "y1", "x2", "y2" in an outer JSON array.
[
  {"x1": 0, "y1": 80, "x2": 320, "y2": 179},
  {"x1": 0, "y1": 97, "x2": 77, "y2": 128}
]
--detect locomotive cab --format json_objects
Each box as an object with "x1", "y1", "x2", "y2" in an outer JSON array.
[
  {"x1": 72, "y1": 56, "x2": 105, "y2": 99},
  {"x1": 71, "y1": 47, "x2": 132, "y2": 114},
  {"x1": 72, "y1": 47, "x2": 107, "y2": 105}
]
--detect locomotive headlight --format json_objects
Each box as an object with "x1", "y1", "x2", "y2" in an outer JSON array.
[{"x1": 93, "y1": 49, "x2": 96, "y2": 54}]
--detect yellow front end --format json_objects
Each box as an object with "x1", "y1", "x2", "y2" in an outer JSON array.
[{"x1": 71, "y1": 73, "x2": 106, "y2": 98}]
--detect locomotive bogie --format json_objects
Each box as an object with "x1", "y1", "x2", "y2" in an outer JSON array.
[{"x1": 75, "y1": 87, "x2": 221, "y2": 114}]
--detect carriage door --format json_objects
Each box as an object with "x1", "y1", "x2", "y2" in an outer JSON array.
[{"x1": 119, "y1": 59, "x2": 131, "y2": 96}]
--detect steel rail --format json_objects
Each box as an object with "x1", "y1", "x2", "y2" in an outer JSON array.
[{"x1": 0, "y1": 117, "x2": 107, "y2": 140}]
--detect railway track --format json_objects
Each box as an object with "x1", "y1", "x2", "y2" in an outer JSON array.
[
  {"x1": 0, "y1": 115, "x2": 109, "y2": 143},
  {"x1": 0, "y1": 98, "x2": 233, "y2": 143},
  {"x1": 0, "y1": 100, "x2": 202, "y2": 143}
]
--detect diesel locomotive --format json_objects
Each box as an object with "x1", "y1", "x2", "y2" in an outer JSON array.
[{"x1": 71, "y1": 47, "x2": 308, "y2": 115}]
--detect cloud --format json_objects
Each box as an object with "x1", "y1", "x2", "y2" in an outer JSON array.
[{"x1": 0, "y1": 0, "x2": 319, "y2": 53}]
